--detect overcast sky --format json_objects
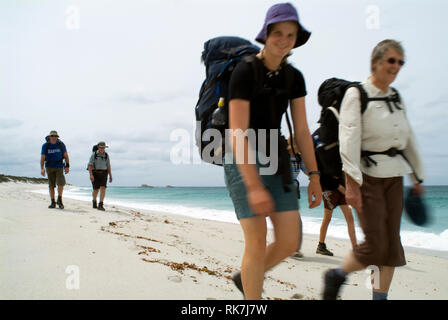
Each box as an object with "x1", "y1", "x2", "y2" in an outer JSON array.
[{"x1": 1, "y1": 0, "x2": 447, "y2": 187}]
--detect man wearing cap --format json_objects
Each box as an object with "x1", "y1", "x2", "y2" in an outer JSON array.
[
  {"x1": 40, "y1": 130, "x2": 70, "y2": 209},
  {"x1": 87, "y1": 142, "x2": 112, "y2": 211}
]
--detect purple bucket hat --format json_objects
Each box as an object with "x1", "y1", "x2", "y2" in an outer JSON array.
[{"x1": 256, "y1": 3, "x2": 311, "y2": 48}]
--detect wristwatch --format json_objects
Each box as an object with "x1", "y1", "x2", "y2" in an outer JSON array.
[{"x1": 308, "y1": 170, "x2": 320, "y2": 178}]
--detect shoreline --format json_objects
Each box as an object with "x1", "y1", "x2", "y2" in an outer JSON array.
[
  {"x1": 30, "y1": 183, "x2": 448, "y2": 259},
  {"x1": 1, "y1": 181, "x2": 447, "y2": 300}
]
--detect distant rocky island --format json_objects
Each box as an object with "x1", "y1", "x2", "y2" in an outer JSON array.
[
  {"x1": 0, "y1": 174, "x2": 48, "y2": 184},
  {"x1": 140, "y1": 184, "x2": 174, "y2": 188}
]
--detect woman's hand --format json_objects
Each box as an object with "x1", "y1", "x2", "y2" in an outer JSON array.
[
  {"x1": 345, "y1": 175, "x2": 362, "y2": 213},
  {"x1": 308, "y1": 176, "x2": 322, "y2": 209},
  {"x1": 90, "y1": 174, "x2": 95, "y2": 182},
  {"x1": 412, "y1": 183, "x2": 424, "y2": 197},
  {"x1": 247, "y1": 185, "x2": 275, "y2": 217}
]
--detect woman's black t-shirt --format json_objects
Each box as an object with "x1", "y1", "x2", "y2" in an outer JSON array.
[{"x1": 228, "y1": 57, "x2": 307, "y2": 135}]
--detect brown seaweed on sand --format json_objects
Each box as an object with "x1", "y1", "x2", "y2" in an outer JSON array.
[
  {"x1": 141, "y1": 258, "x2": 227, "y2": 278},
  {"x1": 100, "y1": 226, "x2": 163, "y2": 244}
]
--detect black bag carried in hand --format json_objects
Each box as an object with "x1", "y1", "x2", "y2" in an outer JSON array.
[{"x1": 404, "y1": 188, "x2": 430, "y2": 226}]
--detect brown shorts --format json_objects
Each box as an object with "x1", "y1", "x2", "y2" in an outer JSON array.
[
  {"x1": 92, "y1": 170, "x2": 108, "y2": 190},
  {"x1": 353, "y1": 174, "x2": 406, "y2": 267},
  {"x1": 322, "y1": 189, "x2": 347, "y2": 210},
  {"x1": 46, "y1": 167, "x2": 66, "y2": 189}
]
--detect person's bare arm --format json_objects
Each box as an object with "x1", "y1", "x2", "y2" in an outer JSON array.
[
  {"x1": 290, "y1": 97, "x2": 322, "y2": 208},
  {"x1": 63, "y1": 152, "x2": 70, "y2": 174},
  {"x1": 107, "y1": 165, "x2": 112, "y2": 183},
  {"x1": 290, "y1": 97, "x2": 318, "y2": 174},
  {"x1": 229, "y1": 98, "x2": 274, "y2": 216},
  {"x1": 88, "y1": 165, "x2": 94, "y2": 182},
  {"x1": 339, "y1": 88, "x2": 363, "y2": 212},
  {"x1": 345, "y1": 174, "x2": 362, "y2": 213},
  {"x1": 40, "y1": 155, "x2": 46, "y2": 177}
]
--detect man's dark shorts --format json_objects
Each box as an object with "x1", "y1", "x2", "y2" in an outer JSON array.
[
  {"x1": 47, "y1": 167, "x2": 66, "y2": 189},
  {"x1": 322, "y1": 189, "x2": 347, "y2": 210},
  {"x1": 92, "y1": 170, "x2": 108, "y2": 190}
]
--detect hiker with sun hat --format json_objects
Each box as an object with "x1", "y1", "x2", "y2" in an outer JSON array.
[
  {"x1": 224, "y1": 3, "x2": 322, "y2": 299},
  {"x1": 87, "y1": 141, "x2": 112, "y2": 211},
  {"x1": 40, "y1": 130, "x2": 70, "y2": 209}
]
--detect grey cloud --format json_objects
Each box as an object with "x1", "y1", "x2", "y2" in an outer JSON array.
[
  {"x1": 101, "y1": 123, "x2": 192, "y2": 145},
  {"x1": 0, "y1": 119, "x2": 23, "y2": 129},
  {"x1": 426, "y1": 153, "x2": 448, "y2": 159},
  {"x1": 421, "y1": 97, "x2": 448, "y2": 111},
  {"x1": 117, "y1": 89, "x2": 188, "y2": 106}
]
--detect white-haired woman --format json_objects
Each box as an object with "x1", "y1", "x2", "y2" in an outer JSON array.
[{"x1": 323, "y1": 39, "x2": 424, "y2": 300}]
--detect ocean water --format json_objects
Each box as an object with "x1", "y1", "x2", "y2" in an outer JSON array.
[{"x1": 36, "y1": 185, "x2": 448, "y2": 253}]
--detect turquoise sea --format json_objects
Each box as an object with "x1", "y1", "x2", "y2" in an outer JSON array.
[{"x1": 50, "y1": 185, "x2": 448, "y2": 253}]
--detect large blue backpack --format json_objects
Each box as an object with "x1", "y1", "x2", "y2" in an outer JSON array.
[{"x1": 195, "y1": 37, "x2": 260, "y2": 166}]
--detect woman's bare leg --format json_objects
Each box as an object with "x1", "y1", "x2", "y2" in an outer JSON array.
[
  {"x1": 340, "y1": 205, "x2": 357, "y2": 248},
  {"x1": 239, "y1": 216, "x2": 267, "y2": 300},
  {"x1": 342, "y1": 251, "x2": 365, "y2": 273},
  {"x1": 239, "y1": 210, "x2": 301, "y2": 299},
  {"x1": 374, "y1": 266, "x2": 395, "y2": 293},
  {"x1": 319, "y1": 209, "x2": 333, "y2": 243},
  {"x1": 264, "y1": 210, "x2": 300, "y2": 272}
]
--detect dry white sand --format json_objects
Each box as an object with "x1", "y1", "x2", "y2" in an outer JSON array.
[{"x1": 1, "y1": 182, "x2": 447, "y2": 300}]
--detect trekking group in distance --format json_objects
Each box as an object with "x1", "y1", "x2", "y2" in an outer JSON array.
[
  {"x1": 39, "y1": 2, "x2": 427, "y2": 300},
  {"x1": 40, "y1": 131, "x2": 113, "y2": 211}
]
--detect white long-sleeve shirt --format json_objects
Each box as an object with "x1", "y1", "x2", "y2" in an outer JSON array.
[{"x1": 339, "y1": 77, "x2": 424, "y2": 186}]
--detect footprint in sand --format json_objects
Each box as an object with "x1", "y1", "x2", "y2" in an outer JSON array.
[
  {"x1": 168, "y1": 275, "x2": 182, "y2": 283},
  {"x1": 128, "y1": 242, "x2": 141, "y2": 251},
  {"x1": 291, "y1": 293, "x2": 304, "y2": 300}
]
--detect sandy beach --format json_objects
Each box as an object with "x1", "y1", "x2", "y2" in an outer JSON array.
[{"x1": 1, "y1": 181, "x2": 447, "y2": 300}]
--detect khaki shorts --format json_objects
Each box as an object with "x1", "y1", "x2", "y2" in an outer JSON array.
[{"x1": 46, "y1": 167, "x2": 66, "y2": 189}]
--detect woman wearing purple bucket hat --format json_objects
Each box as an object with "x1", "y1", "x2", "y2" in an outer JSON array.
[
  {"x1": 225, "y1": 3, "x2": 321, "y2": 299},
  {"x1": 255, "y1": 2, "x2": 311, "y2": 49}
]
